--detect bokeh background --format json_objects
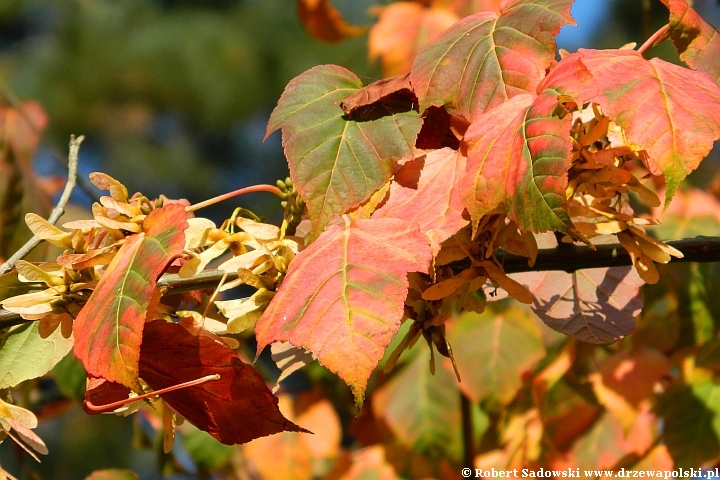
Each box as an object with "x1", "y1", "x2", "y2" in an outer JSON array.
[{"x1": 1, "y1": 0, "x2": 719, "y2": 478}]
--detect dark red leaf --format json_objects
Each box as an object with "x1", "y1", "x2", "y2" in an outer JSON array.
[
  {"x1": 83, "y1": 377, "x2": 132, "y2": 415},
  {"x1": 415, "y1": 106, "x2": 464, "y2": 150},
  {"x1": 139, "y1": 320, "x2": 308, "y2": 445}
]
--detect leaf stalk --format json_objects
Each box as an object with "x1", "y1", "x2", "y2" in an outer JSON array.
[
  {"x1": 186, "y1": 184, "x2": 285, "y2": 213},
  {"x1": 84, "y1": 373, "x2": 221, "y2": 413},
  {"x1": 637, "y1": 23, "x2": 670, "y2": 55}
]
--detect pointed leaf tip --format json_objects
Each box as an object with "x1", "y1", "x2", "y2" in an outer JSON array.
[
  {"x1": 255, "y1": 217, "x2": 432, "y2": 406},
  {"x1": 140, "y1": 320, "x2": 309, "y2": 444},
  {"x1": 579, "y1": 48, "x2": 720, "y2": 206},
  {"x1": 410, "y1": 0, "x2": 575, "y2": 119},
  {"x1": 461, "y1": 52, "x2": 596, "y2": 235},
  {"x1": 72, "y1": 204, "x2": 188, "y2": 389}
]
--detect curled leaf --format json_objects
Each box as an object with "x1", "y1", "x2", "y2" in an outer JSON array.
[
  {"x1": 267, "y1": 65, "x2": 422, "y2": 238},
  {"x1": 298, "y1": 0, "x2": 365, "y2": 43}
]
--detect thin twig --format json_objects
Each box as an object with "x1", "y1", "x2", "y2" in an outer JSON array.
[
  {"x1": 637, "y1": 23, "x2": 670, "y2": 55},
  {"x1": 0, "y1": 135, "x2": 84, "y2": 275}
]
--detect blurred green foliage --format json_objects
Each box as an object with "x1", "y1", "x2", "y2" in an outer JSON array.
[{"x1": 0, "y1": 0, "x2": 378, "y2": 221}]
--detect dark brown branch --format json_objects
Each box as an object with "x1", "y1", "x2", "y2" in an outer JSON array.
[
  {"x1": 497, "y1": 236, "x2": 720, "y2": 274},
  {"x1": 1, "y1": 236, "x2": 720, "y2": 330}
]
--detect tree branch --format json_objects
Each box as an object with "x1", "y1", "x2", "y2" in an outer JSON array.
[
  {"x1": 1, "y1": 236, "x2": 720, "y2": 330},
  {"x1": 0, "y1": 135, "x2": 84, "y2": 276},
  {"x1": 498, "y1": 236, "x2": 720, "y2": 273}
]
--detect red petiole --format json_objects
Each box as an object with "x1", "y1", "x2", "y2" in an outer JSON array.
[
  {"x1": 84, "y1": 374, "x2": 220, "y2": 412},
  {"x1": 186, "y1": 184, "x2": 284, "y2": 213}
]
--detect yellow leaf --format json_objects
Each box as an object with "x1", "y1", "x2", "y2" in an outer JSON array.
[
  {"x1": 99, "y1": 195, "x2": 141, "y2": 218},
  {"x1": 24, "y1": 213, "x2": 73, "y2": 249},
  {"x1": 88, "y1": 172, "x2": 128, "y2": 203},
  {"x1": 618, "y1": 231, "x2": 659, "y2": 284},
  {"x1": 183, "y1": 218, "x2": 217, "y2": 249},
  {"x1": 627, "y1": 225, "x2": 683, "y2": 264},
  {"x1": 628, "y1": 176, "x2": 661, "y2": 208}
]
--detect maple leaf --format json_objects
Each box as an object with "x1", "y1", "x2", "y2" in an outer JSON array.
[
  {"x1": 512, "y1": 265, "x2": 644, "y2": 344},
  {"x1": 255, "y1": 217, "x2": 432, "y2": 406},
  {"x1": 589, "y1": 349, "x2": 670, "y2": 432},
  {"x1": 0, "y1": 320, "x2": 73, "y2": 389},
  {"x1": 579, "y1": 48, "x2": 720, "y2": 206},
  {"x1": 372, "y1": 346, "x2": 472, "y2": 462},
  {"x1": 661, "y1": 0, "x2": 720, "y2": 86},
  {"x1": 461, "y1": 54, "x2": 596, "y2": 234},
  {"x1": 409, "y1": 0, "x2": 575, "y2": 120},
  {"x1": 297, "y1": 0, "x2": 365, "y2": 43},
  {"x1": 266, "y1": 65, "x2": 422, "y2": 238},
  {"x1": 372, "y1": 147, "x2": 468, "y2": 255},
  {"x1": 369, "y1": 2, "x2": 459, "y2": 78},
  {"x1": 73, "y1": 204, "x2": 188, "y2": 390},
  {"x1": 447, "y1": 306, "x2": 545, "y2": 405},
  {"x1": 243, "y1": 391, "x2": 341, "y2": 479},
  {"x1": 138, "y1": 320, "x2": 308, "y2": 445}
]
